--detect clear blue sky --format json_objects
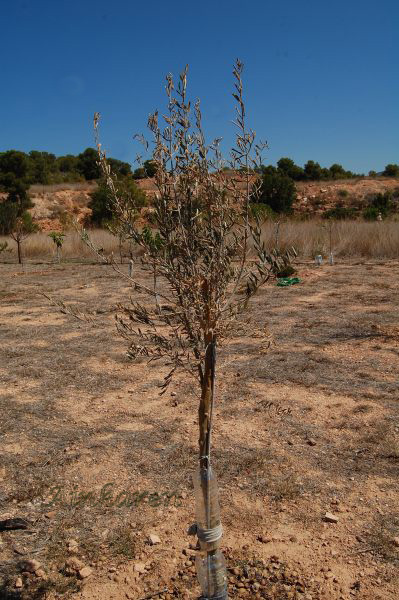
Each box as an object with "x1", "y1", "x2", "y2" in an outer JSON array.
[{"x1": 0, "y1": 0, "x2": 398, "y2": 173}]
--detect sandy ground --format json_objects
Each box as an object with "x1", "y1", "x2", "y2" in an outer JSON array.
[{"x1": 1, "y1": 259, "x2": 399, "y2": 599}]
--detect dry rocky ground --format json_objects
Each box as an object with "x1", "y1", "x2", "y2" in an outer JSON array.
[
  {"x1": 293, "y1": 179, "x2": 399, "y2": 216},
  {"x1": 0, "y1": 258, "x2": 399, "y2": 599}
]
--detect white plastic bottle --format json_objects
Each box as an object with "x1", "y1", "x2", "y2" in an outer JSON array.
[
  {"x1": 193, "y1": 467, "x2": 228, "y2": 599},
  {"x1": 195, "y1": 550, "x2": 228, "y2": 599}
]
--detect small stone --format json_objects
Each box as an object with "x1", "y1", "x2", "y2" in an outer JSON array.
[
  {"x1": 67, "y1": 538, "x2": 78, "y2": 545},
  {"x1": 24, "y1": 559, "x2": 41, "y2": 573},
  {"x1": 324, "y1": 512, "x2": 339, "y2": 523},
  {"x1": 148, "y1": 533, "x2": 161, "y2": 545},
  {"x1": 356, "y1": 535, "x2": 364, "y2": 543},
  {"x1": 67, "y1": 539, "x2": 79, "y2": 552},
  {"x1": 35, "y1": 569, "x2": 46, "y2": 579},
  {"x1": 134, "y1": 562, "x2": 146, "y2": 574},
  {"x1": 325, "y1": 572, "x2": 334, "y2": 579},
  {"x1": 15, "y1": 577, "x2": 23, "y2": 589},
  {"x1": 307, "y1": 438, "x2": 317, "y2": 446},
  {"x1": 44, "y1": 511, "x2": 56, "y2": 520},
  {"x1": 393, "y1": 537, "x2": 399, "y2": 547},
  {"x1": 108, "y1": 567, "x2": 117, "y2": 573},
  {"x1": 171, "y1": 392, "x2": 177, "y2": 397},
  {"x1": 78, "y1": 567, "x2": 92, "y2": 579},
  {"x1": 65, "y1": 557, "x2": 85, "y2": 575},
  {"x1": 257, "y1": 535, "x2": 271, "y2": 544}
]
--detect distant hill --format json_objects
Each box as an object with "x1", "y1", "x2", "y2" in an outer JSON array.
[
  {"x1": 2, "y1": 176, "x2": 396, "y2": 231},
  {"x1": 293, "y1": 177, "x2": 399, "y2": 217}
]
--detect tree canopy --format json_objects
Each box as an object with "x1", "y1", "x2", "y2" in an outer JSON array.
[
  {"x1": 256, "y1": 166, "x2": 296, "y2": 213},
  {"x1": 0, "y1": 148, "x2": 134, "y2": 186},
  {"x1": 87, "y1": 177, "x2": 147, "y2": 226},
  {"x1": 383, "y1": 164, "x2": 399, "y2": 177}
]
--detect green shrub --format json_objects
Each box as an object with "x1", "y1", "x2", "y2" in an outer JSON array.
[
  {"x1": 323, "y1": 204, "x2": 356, "y2": 220},
  {"x1": 257, "y1": 168, "x2": 296, "y2": 213},
  {"x1": 276, "y1": 157, "x2": 305, "y2": 181},
  {"x1": 362, "y1": 191, "x2": 396, "y2": 220},
  {"x1": 338, "y1": 189, "x2": 349, "y2": 197},
  {"x1": 249, "y1": 203, "x2": 275, "y2": 220},
  {"x1": 383, "y1": 164, "x2": 399, "y2": 177},
  {"x1": 276, "y1": 264, "x2": 296, "y2": 278},
  {"x1": 369, "y1": 191, "x2": 392, "y2": 213},
  {"x1": 133, "y1": 160, "x2": 157, "y2": 179},
  {"x1": 363, "y1": 206, "x2": 380, "y2": 220},
  {"x1": 304, "y1": 160, "x2": 323, "y2": 180},
  {"x1": 88, "y1": 178, "x2": 147, "y2": 227}
]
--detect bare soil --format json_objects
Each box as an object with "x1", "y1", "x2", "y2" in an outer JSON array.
[
  {"x1": 1, "y1": 259, "x2": 399, "y2": 600},
  {"x1": 294, "y1": 178, "x2": 399, "y2": 216}
]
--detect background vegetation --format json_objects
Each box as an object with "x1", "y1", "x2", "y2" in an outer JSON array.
[
  {"x1": 1, "y1": 147, "x2": 398, "y2": 231},
  {"x1": 1, "y1": 148, "x2": 398, "y2": 187},
  {"x1": 2, "y1": 221, "x2": 399, "y2": 262}
]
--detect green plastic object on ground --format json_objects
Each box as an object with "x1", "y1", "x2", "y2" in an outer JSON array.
[{"x1": 276, "y1": 276, "x2": 301, "y2": 287}]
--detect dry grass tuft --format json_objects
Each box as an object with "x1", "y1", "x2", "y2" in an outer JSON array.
[
  {"x1": 0, "y1": 230, "x2": 122, "y2": 261},
  {"x1": 258, "y1": 219, "x2": 399, "y2": 259},
  {"x1": 362, "y1": 420, "x2": 399, "y2": 459},
  {"x1": 2, "y1": 220, "x2": 399, "y2": 262},
  {"x1": 363, "y1": 513, "x2": 399, "y2": 564}
]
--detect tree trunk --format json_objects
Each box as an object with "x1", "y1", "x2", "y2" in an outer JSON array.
[
  {"x1": 119, "y1": 236, "x2": 123, "y2": 264},
  {"x1": 198, "y1": 335, "x2": 215, "y2": 470},
  {"x1": 17, "y1": 239, "x2": 22, "y2": 264},
  {"x1": 198, "y1": 336, "x2": 218, "y2": 592},
  {"x1": 196, "y1": 336, "x2": 228, "y2": 597},
  {"x1": 154, "y1": 260, "x2": 161, "y2": 315}
]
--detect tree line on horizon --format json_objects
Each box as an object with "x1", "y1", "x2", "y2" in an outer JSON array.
[{"x1": 0, "y1": 148, "x2": 398, "y2": 186}]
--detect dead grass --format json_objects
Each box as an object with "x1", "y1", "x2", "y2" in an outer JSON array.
[
  {"x1": 0, "y1": 230, "x2": 122, "y2": 261},
  {"x1": 107, "y1": 526, "x2": 137, "y2": 560},
  {"x1": 2, "y1": 220, "x2": 399, "y2": 263},
  {"x1": 268, "y1": 472, "x2": 303, "y2": 502},
  {"x1": 258, "y1": 219, "x2": 399, "y2": 259},
  {"x1": 29, "y1": 182, "x2": 96, "y2": 193},
  {"x1": 363, "y1": 513, "x2": 399, "y2": 564},
  {"x1": 362, "y1": 420, "x2": 399, "y2": 459}
]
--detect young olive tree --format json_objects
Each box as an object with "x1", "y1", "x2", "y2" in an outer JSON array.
[
  {"x1": 10, "y1": 213, "x2": 38, "y2": 264},
  {"x1": 89, "y1": 60, "x2": 293, "y2": 598},
  {"x1": 48, "y1": 231, "x2": 65, "y2": 263}
]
